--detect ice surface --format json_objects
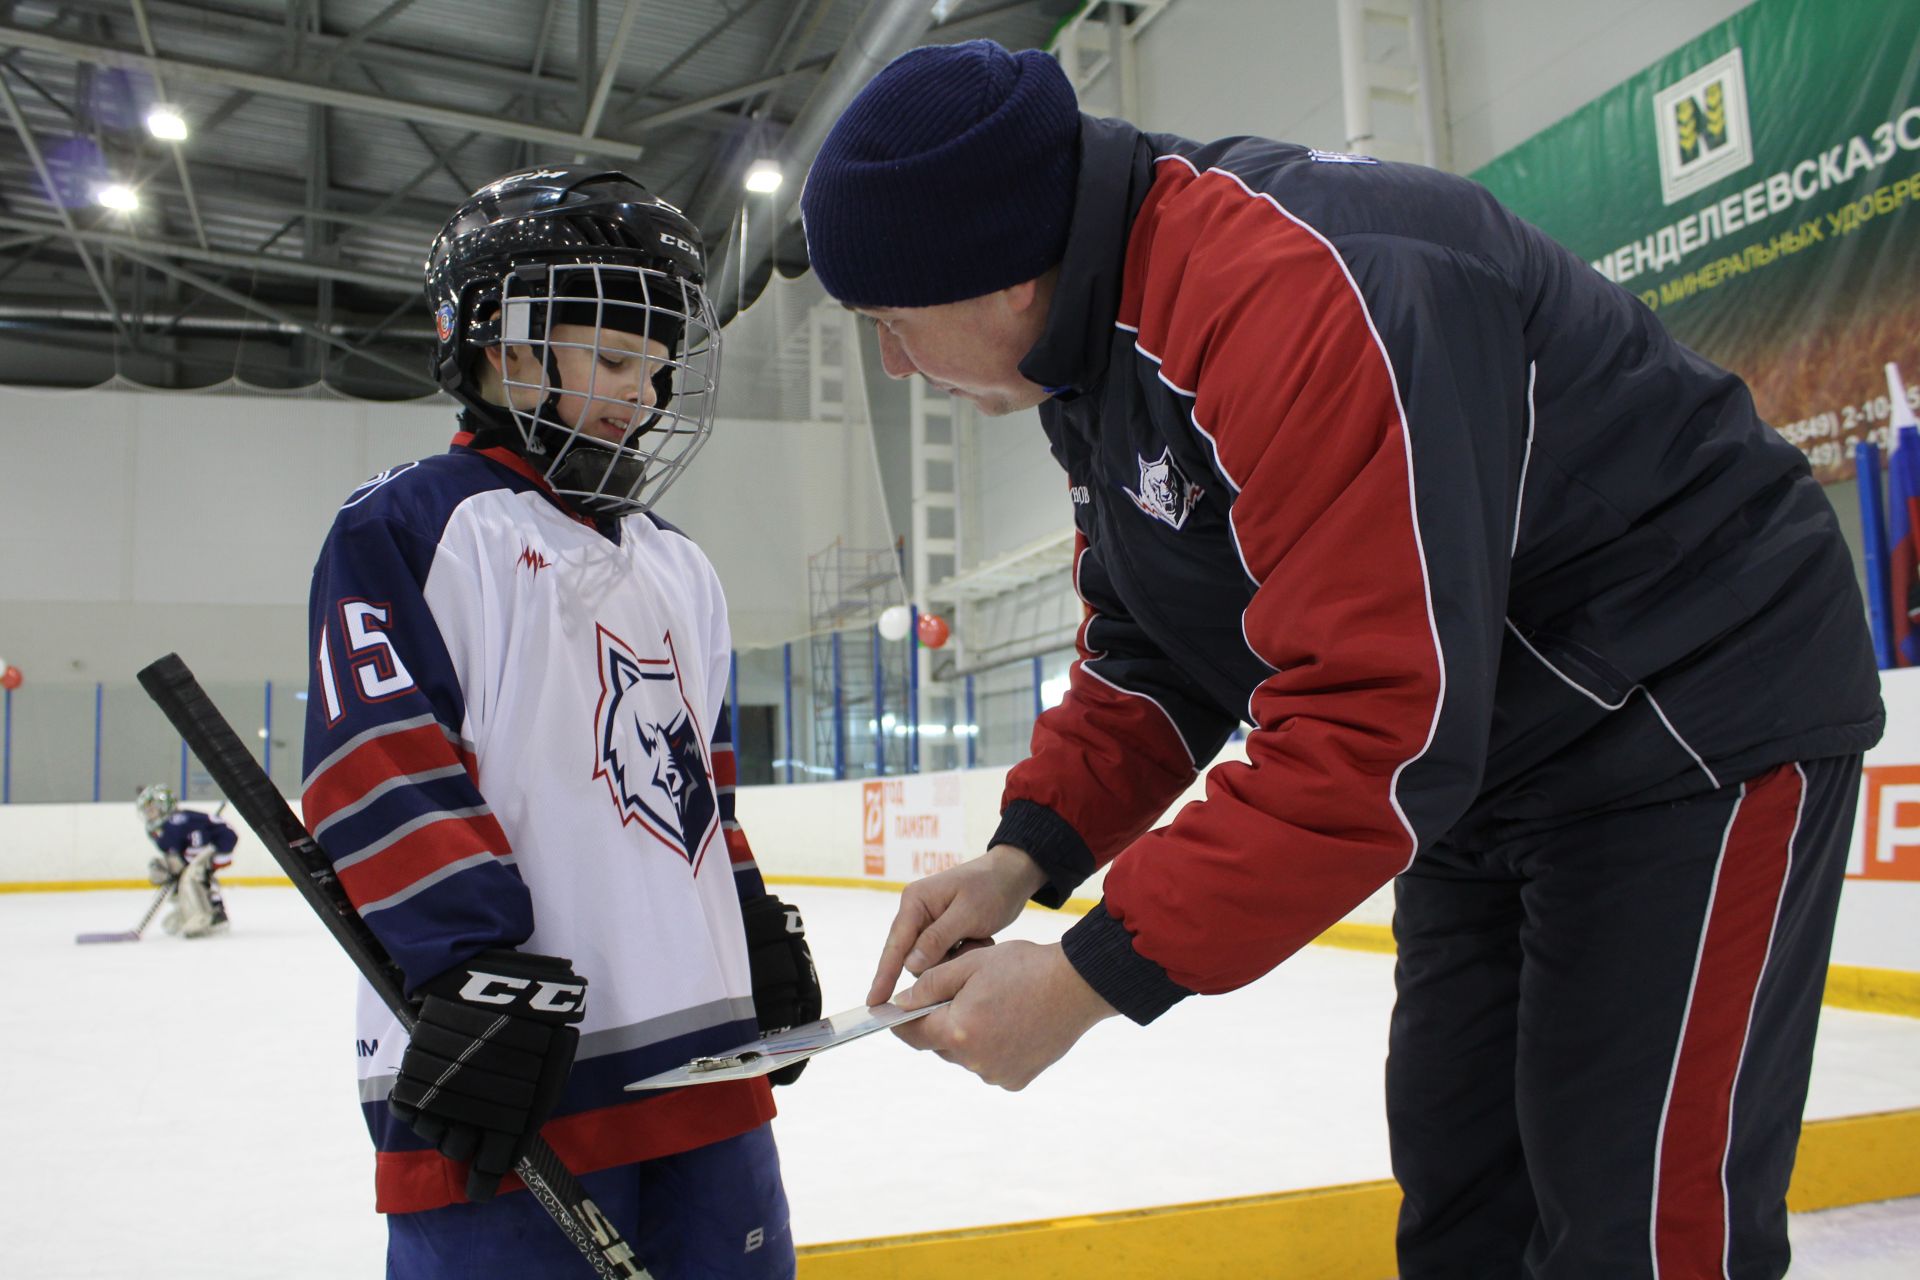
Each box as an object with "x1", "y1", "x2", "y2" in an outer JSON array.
[{"x1": 5, "y1": 885, "x2": 1915, "y2": 1276}]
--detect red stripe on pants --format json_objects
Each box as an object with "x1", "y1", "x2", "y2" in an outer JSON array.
[{"x1": 1655, "y1": 764, "x2": 1804, "y2": 1276}]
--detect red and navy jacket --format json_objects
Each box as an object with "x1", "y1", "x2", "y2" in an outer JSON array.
[{"x1": 998, "y1": 117, "x2": 1884, "y2": 1023}]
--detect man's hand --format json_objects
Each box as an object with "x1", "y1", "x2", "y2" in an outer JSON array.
[
  {"x1": 866, "y1": 844, "x2": 1049, "y2": 1005},
  {"x1": 891, "y1": 940, "x2": 1116, "y2": 1090}
]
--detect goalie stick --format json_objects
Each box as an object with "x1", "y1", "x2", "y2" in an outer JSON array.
[
  {"x1": 136, "y1": 653, "x2": 652, "y2": 1280},
  {"x1": 76, "y1": 800, "x2": 230, "y2": 946},
  {"x1": 75, "y1": 877, "x2": 175, "y2": 945}
]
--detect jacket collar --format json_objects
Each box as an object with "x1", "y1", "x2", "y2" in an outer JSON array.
[{"x1": 1018, "y1": 114, "x2": 1157, "y2": 401}]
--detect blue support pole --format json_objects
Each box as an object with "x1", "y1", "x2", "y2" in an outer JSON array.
[
  {"x1": 179, "y1": 737, "x2": 189, "y2": 798},
  {"x1": 831, "y1": 631, "x2": 846, "y2": 781},
  {"x1": 728, "y1": 650, "x2": 741, "y2": 766},
  {"x1": 964, "y1": 674, "x2": 976, "y2": 769},
  {"x1": 2, "y1": 686, "x2": 11, "y2": 804},
  {"x1": 908, "y1": 605, "x2": 920, "y2": 773},
  {"x1": 1031, "y1": 655, "x2": 1044, "y2": 724},
  {"x1": 92, "y1": 682, "x2": 104, "y2": 802},
  {"x1": 1857, "y1": 440, "x2": 1894, "y2": 669},
  {"x1": 782, "y1": 642, "x2": 794, "y2": 785},
  {"x1": 263, "y1": 680, "x2": 274, "y2": 779},
  {"x1": 873, "y1": 623, "x2": 886, "y2": 777}
]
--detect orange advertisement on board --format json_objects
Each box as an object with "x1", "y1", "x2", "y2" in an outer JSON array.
[
  {"x1": 862, "y1": 781, "x2": 887, "y2": 877},
  {"x1": 1855, "y1": 764, "x2": 1920, "y2": 881}
]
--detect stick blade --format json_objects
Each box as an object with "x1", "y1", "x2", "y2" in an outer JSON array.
[{"x1": 75, "y1": 931, "x2": 142, "y2": 944}]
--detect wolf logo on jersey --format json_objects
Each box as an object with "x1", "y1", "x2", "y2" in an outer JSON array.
[{"x1": 593, "y1": 624, "x2": 718, "y2": 864}]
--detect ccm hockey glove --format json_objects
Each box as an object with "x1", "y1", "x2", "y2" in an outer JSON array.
[
  {"x1": 388, "y1": 949, "x2": 587, "y2": 1202},
  {"x1": 740, "y1": 893, "x2": 822, "y2": 1085}
]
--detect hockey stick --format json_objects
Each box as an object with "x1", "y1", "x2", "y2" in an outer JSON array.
[
  {"x1": 75, "y1": 875, "x2": 177, "y2": 945},
  {"x1": 136, "y1": 653, "x2": 651, "y2": 1280}
]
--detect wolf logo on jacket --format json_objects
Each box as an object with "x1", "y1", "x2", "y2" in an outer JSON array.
[
  {"x1": 594, "y1": 625, "x2": 718, "y2": 864},
  {"x1": 1124, "y1": 447, "x2": 1203, "y2": 530}
]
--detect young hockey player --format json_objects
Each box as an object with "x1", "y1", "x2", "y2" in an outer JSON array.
[
  {"x1": 135, "y1": 783, "x2": 234, "y2": 937},
  {"x1": 301, "y1": 167, "x2": 817, "y2": 1279}
]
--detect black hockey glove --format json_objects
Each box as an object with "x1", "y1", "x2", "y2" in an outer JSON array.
[
  {"x1": 388, "y1": 949, "x2": 587, "y2": 1202},
  {"x1": 740, "y1": 893, "x2": 822, "y2": 1085}
]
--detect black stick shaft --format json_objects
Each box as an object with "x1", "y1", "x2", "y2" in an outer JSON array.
[{"x1": 137, "y1": 653, "x2": 651, "y2": 1280}]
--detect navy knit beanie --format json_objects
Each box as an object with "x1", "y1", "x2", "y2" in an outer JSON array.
[{"x1": 801, "y1": 39, "x2": 1080, "y2": 308}]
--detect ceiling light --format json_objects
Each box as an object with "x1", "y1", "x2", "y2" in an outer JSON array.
[
  {"x1": 145, "y1": 104, "x2": 189, "y2": 142},
  {"x1": 94, "y1": 182, "x2": 139, "y2": 212},
  {"x1": 743, "y1": 159, "x2": 783, "y2": 193}
]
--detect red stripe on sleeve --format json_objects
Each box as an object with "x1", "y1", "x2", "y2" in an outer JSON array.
[
  {"x1": 1655, "y1": 764, "x2": 1803, "y2": 1276},
  {"x1": 303, "y1": 723, "x2": 474, "y2": 831},
  {"x1": 336, "y1": 811, "x2": 511, "y2": 907},
  {"x1": 712, "y1": 746, "x2": 738, "y2": 790},
  {"x1": 724, "y1": 824, "x2": 756, "y2": 866},
  {"x1": 1102, "y1": 157, "x2": 1443, "y2": 993}
]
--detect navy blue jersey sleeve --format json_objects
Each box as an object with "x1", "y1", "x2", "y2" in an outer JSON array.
[{"x1": 301, "y1": 490, "x2": 532, "y2": 993}]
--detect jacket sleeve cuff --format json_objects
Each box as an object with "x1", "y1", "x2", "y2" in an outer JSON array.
[
  {"x1": 1061, "y1": 902, "x2": 1193, "y2": 1025},
  {"x1": 990, "y1": 799, "x2": 1096, "y2": 908}
]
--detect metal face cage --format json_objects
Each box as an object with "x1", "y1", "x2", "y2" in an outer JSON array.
[{"x1": 490, "y1": 260, "x2": 721, "y2": 518}]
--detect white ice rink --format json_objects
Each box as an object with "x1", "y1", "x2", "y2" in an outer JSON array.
[{"x1": 6, "y1": 884, "x2": 1918, "y2": 1278}]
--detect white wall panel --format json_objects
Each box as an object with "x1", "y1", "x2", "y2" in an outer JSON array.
[
  {"x1": 1441, "y1": 0, "x2": 1755, "y2": 174},
  {"x1": 0, "y1": 389, "x2": 138, "y2": 602},
  {"x1": 657, "y1": 414, "x2": 896, "y2": 648},
  {"x1": 1133, "y1": 0, "x2": 1347, "y2": 149},
  {"x1": 0, "y1": 388, "x2": 453, "y2": 684},
  {"x1": 134, "y1": 398, "x2": 373, "y2": 606},
  {"x1": 965, "y1": 404, "x2": 1069, "y2": 564},
  {"x1": 0, "y1": 382, "x2": 900, "y2": 686}
]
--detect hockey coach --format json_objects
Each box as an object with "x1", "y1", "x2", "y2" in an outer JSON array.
[{"x1": 799, "y1": 38, "x2": 1884, "y2": 1280}]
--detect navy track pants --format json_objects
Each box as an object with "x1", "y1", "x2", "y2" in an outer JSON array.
[{"x1": 1388, "y1": 757, "x2": 1861, "y2": 1279}]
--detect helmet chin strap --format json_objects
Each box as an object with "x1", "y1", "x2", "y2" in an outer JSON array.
[
  {"x1": 502, "y1": 348, "x2": 650, "y2": 514},
  {"x1": 530, "y1": 344, "x2": 649, "y2": 514},
  {"x1": 463, "y1": 343, "x2": 664, "y2": 517}
]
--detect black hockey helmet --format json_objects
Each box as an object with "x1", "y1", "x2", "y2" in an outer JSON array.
[{"x1": 423, "y1": 166, "x2": 721, "y2": 517}]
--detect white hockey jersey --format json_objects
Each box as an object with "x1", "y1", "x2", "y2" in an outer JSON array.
[{"x1": 301, "y1": 434, "x2": 774, "y2": 1213}]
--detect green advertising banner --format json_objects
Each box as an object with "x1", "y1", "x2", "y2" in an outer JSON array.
[{"x1": 1471, "y1": 0, "x2": 1920, "y2": 483}]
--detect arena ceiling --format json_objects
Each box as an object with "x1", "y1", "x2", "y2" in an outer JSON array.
[{"x1": 0, "y1": 0, "x2": 1076, "y2": 397}]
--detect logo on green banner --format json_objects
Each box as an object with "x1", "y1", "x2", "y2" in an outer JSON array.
[{"x1": 1654, "y1": 49, "x2": 1755, "y2": 204}]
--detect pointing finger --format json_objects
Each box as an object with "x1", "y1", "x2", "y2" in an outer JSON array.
[{"x1": 867, "y1": 896, "x2": 935, "y2": 1005}]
